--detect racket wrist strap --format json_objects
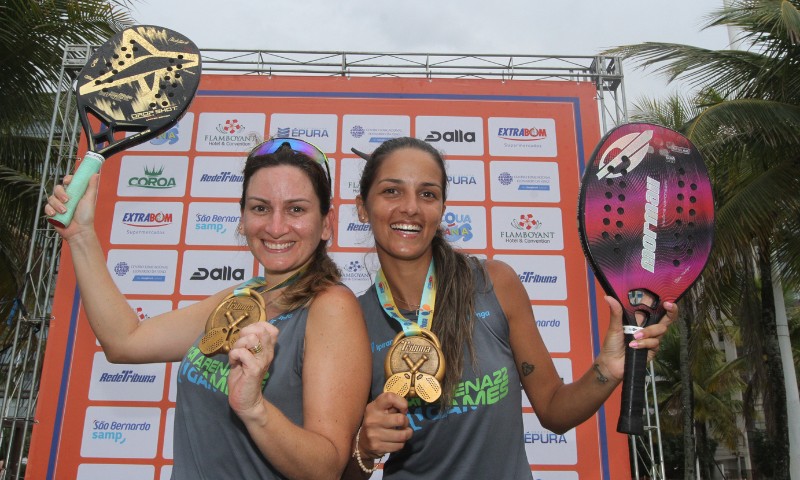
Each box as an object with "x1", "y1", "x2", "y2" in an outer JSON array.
[{"x1": 622, "y1": 325, "x2": 643, "y2": 335}]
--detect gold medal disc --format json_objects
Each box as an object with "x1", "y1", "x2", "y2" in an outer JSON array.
[
  {"x1": 199, "y1": 289, "x2": 267, "y2": 356},
  {"x1": 383, "y1": 330, "x2": 445, "y2": 401}
]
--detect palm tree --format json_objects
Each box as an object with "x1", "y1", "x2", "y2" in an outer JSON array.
[
  {"x1": 653, "y1": 316, "x2": 746, "y2": 478},
  {"x1": 0, "y1": 0, "x2": 134, "y2": 344},
  {"x1": 607, "y1": 1, "x2": 800, "y2": 478}
]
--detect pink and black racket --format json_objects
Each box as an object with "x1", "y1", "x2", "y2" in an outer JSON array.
[
  {"x1": 48, "y1": 25, "x2": 201, "y2": 227},
  {"x1": 577, "y1": 123, "x2": 714, "y2": 435}
]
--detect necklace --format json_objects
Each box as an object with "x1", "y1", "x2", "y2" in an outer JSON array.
[{"x1": 393, "y1": 293, "x2": 421, "y2": 311}]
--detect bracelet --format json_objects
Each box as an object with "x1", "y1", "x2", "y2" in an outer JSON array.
[{"x1": 353, "y1": 426, "x2": 379, "y2": 474}]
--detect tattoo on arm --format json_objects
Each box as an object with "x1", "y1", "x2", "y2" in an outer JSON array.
[
  {"x1": 593, "y1": 363, "x2": 609, "y2": 384},
  {"x1": 521, "y1": 362, "x2": 535, "y2": 377}
]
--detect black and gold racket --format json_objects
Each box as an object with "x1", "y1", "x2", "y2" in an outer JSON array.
[{"x1": 49, "y1": 25, "x2": 200, "y2": 227}]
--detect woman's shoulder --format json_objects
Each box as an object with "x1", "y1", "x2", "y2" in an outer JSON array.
[
  {"x1": 482, "y1": 258, "x2": 519, "y2": 288},
  {"x1": 306, "y1": 283, "x2": 362, "y2": 322}
]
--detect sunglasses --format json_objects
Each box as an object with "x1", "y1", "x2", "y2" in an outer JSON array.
[{"x1": 250, "y1": 137, "x2": 331, "y2": 187}]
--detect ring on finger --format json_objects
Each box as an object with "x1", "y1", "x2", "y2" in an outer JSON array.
[{"x1": 248, "y1": 342, "x2": 263, "y2": 355}]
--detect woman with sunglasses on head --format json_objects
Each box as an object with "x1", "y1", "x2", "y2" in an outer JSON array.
[
  {"x1": 45, "y1": 139, "x2": 371, "y2": 480},
  {"x1": 343, "y1": 137, "x2": 678, "y2": 479}
]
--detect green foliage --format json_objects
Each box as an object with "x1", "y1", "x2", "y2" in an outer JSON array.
[
  {"x1": 614, "y1": 1, "x2": 800, "y2": 477},
  {"x1": 0, "y1": 1, "x2": 134, "y2": 340}
]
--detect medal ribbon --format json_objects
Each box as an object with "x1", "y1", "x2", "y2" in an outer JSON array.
[
  {"x1": 233, "y1": 266, "x2": 307, "y2": 298},
  {"x1": 375, "y1": 260, "x2": 436, "y2": 336}
]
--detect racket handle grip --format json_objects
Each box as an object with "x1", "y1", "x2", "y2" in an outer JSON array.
[
  {"x1": 48, "y1": 151, "x2": 104, "y2": 228},
  {"x1": 616, "y1": 336, "x2": 649, "y2": 435}
]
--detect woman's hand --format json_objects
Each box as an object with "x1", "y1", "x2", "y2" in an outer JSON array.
[
  {"x1": 43, "y1": 173, "x2": 99, "y2": 240},
  {"x1": 356, "y1": 392, "x2": 413, "y2": 461},
  {"x1": 598, "y1": 296, "x2": 679, "y2": 382},
  {"x1": 227, "y1": 322, "x2": 280, "y2": 419}
]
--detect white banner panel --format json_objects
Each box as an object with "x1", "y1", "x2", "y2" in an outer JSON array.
[
  {"x1": 179, "y1": 249, "x2": 254, "y2": 296},
  {"x1": 195, "y1": 113, "x2": 265, "y2": 153},
  {"x1": 491, "y1": 206, "x2": 564, "y2": 251},
  {"x1": 441, "y1": 206, "x2": 487, "y2": 250},
  {"x1": 81, "y1": 406, "x2": 161, "y2": 459},
  {"x1": 89, "y1": 353, "x2": 166, "y2": 402},
  {"x1": 110, "y1": 202, "x2": 183, "y2": 245},
  {"x1": 445, "y1": 159, "x2": 486, "y2": 202},
  {"x1": 493, "y1": 254, "x2": 568, "y2": 301},
  {"x1": 117, "y1": 155, "x2": 189, "y2": 198},
  {"x1": 488, "y1": 117, "x2": 558, "y2": 157},
  {"x1": 268, "y1": 113, "x2": 338, "y2": 153},
  {"x1": 342, "y1": 114, "x2": 410, "y2": 154},
  {"x1": 77, "y1": 464, "x2": 156, "y2": 480},
  {"x1": 129, "y1": 113, "x2": 195, "y2": 153},
  {"x1": 416, "y1": 116, "x2": 485, "y2": 156},
  {"x1": 185, "y1": 202, "x2": 242, "y2": 246},
  {"x1": 489, "y1": 160, "x2": 561, "y2": 203},
  {"x1": 107, "y1": 249, "x2": 178, "y2": 295}
]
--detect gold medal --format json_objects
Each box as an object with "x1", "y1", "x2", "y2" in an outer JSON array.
[
  {"x1": 384, "y1": 330, "x2": 445, "y2": 402},
  {"x1": 199, "y1": 289, "x2": 267, "y2": 356}
]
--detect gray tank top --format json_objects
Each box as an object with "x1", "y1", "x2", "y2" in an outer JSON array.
[
  {"x1": 171, "y1": 306, "x2": 309, "y2": 480},
  {"x1": 359, "y1": 261, "x2": 532, "y2": 479}
]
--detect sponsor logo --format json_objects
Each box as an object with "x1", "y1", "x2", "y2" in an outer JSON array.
[
  {"x1": 127, "y1": 165, "x2": 177, "y2": 189},
  {"x1": 202, "y1": 119, "x2": 260, "y2": 147},
  {"x1": 99, "y1": 369, "x2": 157, "y2": 383},
  {"x1": 403, "y1": 366, "x2": 509, "y2": 432},
  {"x1": 536, "y1": 317, "x2": 561, "y2": 328},
  {"x1": 667, "y1": 141, "x2": 691, "y2": 155},
  {"x1": 441, "y1": 212, "x2": 473, "y2": 242},
  {"x1": 190, "y1": 266, "x2": 245, "y2": 281},
  {"x1": 121, "y1": 212, "x2": 173, "y2": 228},
  {"x1": 91, "y1": 419, "x2": 152, "y2": 444},
  {"x1": 523, "y1": 431, "x2": 568, "y2": 444},
  {"x1": 401, "y1": 342, "x2": 432, "y2": 354},
  {"x1": 342, "y1": 260, "x2": 370, "y2": 279},
  {"x1": 497, "y1": 126, "x2": 548, "y2": 142},
  {"x1": 199, "y1": 171, "x2": 244, "y2": 183},
  {"x1": 194, "y1": 213, "x2": 240, "y2": 235},
  {"x1": 347, "y1": 222, "x2": 371, "y2": 232},
  {"x1": 641, "y1": 176, "x2": 660, "y2": 273},
  {"x1": 512, "y1": 213, "x2": 541, "y2": 231},
  {"x1": 425, "y1": 130, "x2": 476, "y2": 143},
  {"x1": 114, "y1": 262, "x2": 129, "y2": 276},
  {"x1": 447, "y1": 174, "x2": 477, "y2": 185},
  {"x1": 350, "y1": 125, "x2": 365, "y2": 138},
  {"x1": 596, "y1": 129, "x2": 653, "y2": 180},
  {"x1": 518, "y1": 272, "x2": 558, "y2": 284},
  {"x1": 134, "y1": 307, "x2": 149, "y2": 321},
  {"x1": 130, "y1": 104, "x2": 178, "y2": 120},
  {"x1": 150, "y1": 125, "x2": 180, "y2": 145},
  {"x1": 275, "y1": 127, "x2": 330, "y2": 138},
  {"x1": 342, "y1": 115, "x2": 410, "y2": 145},
  {"x1": 497, "y1": 172, "x2": 551, "y2": 191},
  {"x1": 218, "y1": 119, "x2": 244, "y2": 135},
  {"x1": 494, "y1": 209, "x2": 561, "y2": 248},
  {"x1": 98, "y1": 90, "x2": 134, "y2": 102},
  {"x1": 113, "y1": 261, "x2": 168, "y2": 282}
]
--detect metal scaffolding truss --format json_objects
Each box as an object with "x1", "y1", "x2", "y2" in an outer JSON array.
[
  {"x1": 0, "y1": 46, "x2": 665, "y2": 479},
  {"x1": 199, "y1": 49, "x2": 629, "y2": 131}
]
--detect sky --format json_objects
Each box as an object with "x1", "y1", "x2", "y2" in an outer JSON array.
[{"x1": 132, "y1": 0, "x2": 734, "y2": 109}]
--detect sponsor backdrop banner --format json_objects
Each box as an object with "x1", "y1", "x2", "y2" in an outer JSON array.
[{"x1": 29, "y1": 75, "x2": 625, "y2": 479}]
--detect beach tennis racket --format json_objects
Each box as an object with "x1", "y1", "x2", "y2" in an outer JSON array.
[
  {"x1": 577, "y1": 123, "x2": 714, "y2": 435},
  {"x1": 48, "y1": 25, "x2": 201, "y2": 227}
]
